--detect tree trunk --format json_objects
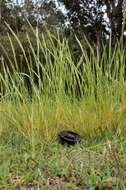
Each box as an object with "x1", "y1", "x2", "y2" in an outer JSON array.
[{"x1": 105, "y1": 0, "x2": 123, "y2": 40}]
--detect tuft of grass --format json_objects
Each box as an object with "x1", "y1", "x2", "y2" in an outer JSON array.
[{"x1": 1, "y1": 26, "x2": 126, "y2": 189}]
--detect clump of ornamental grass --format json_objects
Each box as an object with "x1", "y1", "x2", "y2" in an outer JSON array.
[{"x1": 0, "y1": 24, "x2": 126, "y2": 148}]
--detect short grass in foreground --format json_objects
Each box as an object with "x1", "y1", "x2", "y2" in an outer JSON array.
[
  {"x1": 1, "y1": 131, "x2": 126, "y2": 189},
  {"x1": 1, "y1": 27, "x2": 126, "y2": 189}
]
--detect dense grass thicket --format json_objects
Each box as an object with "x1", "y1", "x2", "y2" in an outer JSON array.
[{"x1": 1, "y1": 27, "x2": 126, "y2": 189}]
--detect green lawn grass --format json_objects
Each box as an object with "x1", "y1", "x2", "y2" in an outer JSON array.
[{"x1": 1, "y1": 28, "x2": 126, "y2": 189}]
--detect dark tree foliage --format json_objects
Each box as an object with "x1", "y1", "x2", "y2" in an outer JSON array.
[
  {"x1": 58, "y1": 0, "x2": 107, "y2": 40},
  {"x1": 0, "y1": 0, "x2": 65, "y2": 34},
  {"x1": 58, "y1": 0, "x2": 125, "y2": 41},
  {"x1": 0, "y1": 0, "x2": 125, "y2": 40},
  {"x1": 36, "y1": 1, "x2": 64, "y2": 28},
  {"x1": 0, "y1": 0, "x2": 14, "y2": 33}
]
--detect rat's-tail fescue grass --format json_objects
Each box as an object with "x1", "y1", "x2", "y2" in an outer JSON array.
[
  {"x1": 1, "y1": 26, "x2": 126, "y2": 189},
  {"x1": 0, "y1": 26, "x2": 126, "y2": 146}
]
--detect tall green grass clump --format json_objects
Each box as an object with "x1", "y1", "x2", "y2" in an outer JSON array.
[{"x1": 0, "y1": 25, "x2": 126, "y2": 149}]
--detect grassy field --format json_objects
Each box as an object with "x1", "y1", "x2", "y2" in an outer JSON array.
[{"x1": 1, "y1": 28, "x2": 126, "y2": 189}]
